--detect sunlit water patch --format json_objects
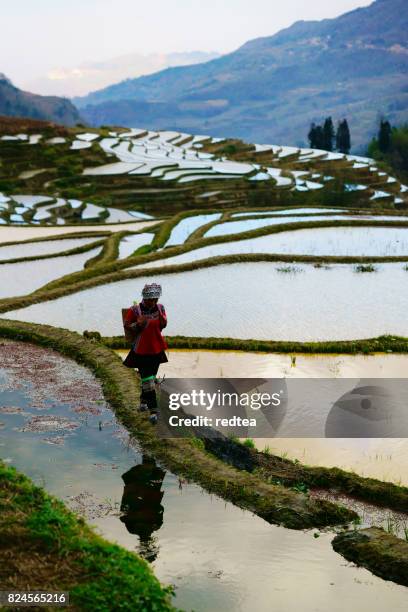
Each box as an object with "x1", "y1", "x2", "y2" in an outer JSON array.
[
  {"x1": 0, "y1": 247, "x2": 100, "y2": 299},
  {"x1": 0, "y1": 237, "x2": 98, "y2": 261},
  {"x1": 165, "y1": 213, "x2": 222, "y2": 246},
  {"x1": 0, "y1": 341, "x2": 406, "y2": 612},
  {"x1": 118, "y1": 233, "x2": 153, "y2": 259},
  {"x1": 4, "y1": 263, "x2": 408, "y2": 340},
  {"x1": 116, "y1": 348, "x2": 408, "y2": 379},
  {"x1": 205, "y1": 216, "x2": 408, "y2": 238},
  {"x1": 117, "y1": 348, "x2": 408, "y2": 484},
  {"x1": 140, "y1": 227, "x2": 408, "y2": 267},
  {"x1": 0, "y1": 221, "x2": 157, "y2": 244},
  {"x1": 258, "y1": 437, "x2": 408, "y2": 486}
]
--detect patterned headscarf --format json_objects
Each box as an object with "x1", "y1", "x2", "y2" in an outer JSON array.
[{"x1": 142, "y1": 283, "x2": 162, "y2": 299}]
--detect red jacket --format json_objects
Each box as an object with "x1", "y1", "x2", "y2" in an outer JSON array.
[{"x1": 125, "y1": 302, "x2": 167, "y2": 355}]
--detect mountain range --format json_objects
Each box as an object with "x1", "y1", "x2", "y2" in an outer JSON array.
[
  {"x1": 0, "y1": 74, "x2": 81, "y2": 126},
  {"x1": 24, "y1": 51, "x2": 220, "y2": 98},
  {"x1": 75, "y1": 0, "x2": 408, "y2": 151}
]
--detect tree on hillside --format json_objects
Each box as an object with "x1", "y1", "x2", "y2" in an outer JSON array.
[
  {"x1": 367, "y1": 123, "x2": 408, "y2": 183},
  {"x1": 336, "y1": 120, "x2": 351, "y2": 154},
  {"x1": 323, "y1": 117, "x2": 335, "y2": 152},
  {"x1": 315, "y1": 125, "x2": 325, "y2": 150},
  {"x1": 308, "y1": 123, "x2": 318, "y2": 148},
  {"x1": 308, "y1": 123, "x2": 325, "y2": 149},
  {"x1": 378, "y1": 118, "x2": 392, "y2": 153},
  {"x1": 388, "y1": 125, "x2": 408, "y2": 176},
  {"x1": 309, "y1": 117, "x2": 342, "y2": 151}
]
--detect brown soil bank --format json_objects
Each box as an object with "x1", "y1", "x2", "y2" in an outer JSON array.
[
  {"x1": 202, "y1": 437, "x2": 408, "y2": 513},
  {"x1": 0, "y1": 318, "x2": 356, "y2": 530},
  {"x1": 332, "y1": 527, "x2": 408, "y2": 587},
  {"x1": 0, "y1": 115, "x2": 69, "y2": 135}
]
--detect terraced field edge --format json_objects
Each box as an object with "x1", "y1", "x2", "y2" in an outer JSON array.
[{"x1": 0, "y1": 461, "x2": 176, "y2": 611}]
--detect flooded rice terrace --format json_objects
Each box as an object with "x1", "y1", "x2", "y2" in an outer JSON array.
[
  {"x1": 6, "y1": 262, "x2": 408, "y2": 341},
  {"x1": 0, "y1": 236, "x2": 99, "y2": 261},
  {"x1": 204, "y1": 216, "x2": 408, "y2": 237},
  {"x1": 139, "y1": 226, "x2": 408, "y2": 266},
  {"x1": 0, "y1": 220, "x2": 157, "y2": 244},
  {"x1": 0, "y1": 341, "x2": 407, "y2": 611},
  {"x1": 0, "y1": 247, "x2": 101, "y2": 299},
  {"x1": 117, "y1": 348, "x2": 408, "y2": 485}
]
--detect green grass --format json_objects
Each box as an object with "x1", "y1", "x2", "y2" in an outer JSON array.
[
  {"x1": 354, "y1": 263, "x2": 377, "y2": 273},
  {"x1": 276, "y1": 265, "x2": 302, "y2": 274},
  {"x1": 0, "y1": 462, "x2": 176, "y2": 611},
  {"x1": 103, "y1": 333, "x2": 408, "y2": 356},
  {"x1": 242, "y1": 438, "x2": 255, "y2": 449}
]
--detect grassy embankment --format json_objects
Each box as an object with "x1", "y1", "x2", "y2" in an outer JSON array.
[
  {"x1": 104, "y1": 333, "x2": 408, "y2": 355},
  {"x1": 0, "y1": 462, "x2": 175, "y2": 611},
  {"x1": 200, "y1": 435, "x2": 408, "y2": 513},
  {"x1": 332, "y1": 527, "x2": 408, "y2": 587}
]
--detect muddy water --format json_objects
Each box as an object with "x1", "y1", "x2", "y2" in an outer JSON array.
[
  {"x1": 0, "y1": 341, "x2": 407, "y2": 611},
  {"x1": 116, "y1": 349, "x2": 408, "y2": 484},
  {"x1": 256, "y1": 438, "x2": 408, "y2": 485},
  {"x1": 117, "y1": 348, "x2": 408, "y2": 379}
]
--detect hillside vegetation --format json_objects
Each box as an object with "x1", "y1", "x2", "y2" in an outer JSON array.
[{"x1": 0, "y1": 74, "x2": 82, "y2": 126}]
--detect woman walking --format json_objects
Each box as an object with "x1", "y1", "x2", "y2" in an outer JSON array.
[{"x1": 123, "y1": 283, "x2": 167, "y2": 424}]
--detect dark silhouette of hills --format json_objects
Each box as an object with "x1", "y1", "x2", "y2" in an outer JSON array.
[{"x1": 0, "y1": 74, "x2": 82, "y2": 126}]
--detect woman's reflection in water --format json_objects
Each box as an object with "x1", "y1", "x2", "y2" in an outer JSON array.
[{"x1": 120, "y1": 454, "x2": 165, "y2": 562}]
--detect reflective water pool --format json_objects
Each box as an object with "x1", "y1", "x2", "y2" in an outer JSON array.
[
  {"x1": 5, "y1": 263, "x2": 408, "y2": 341},
  {"x1": 0, "y1": 341, "x2": 406, "y2": 612},
  {"x1": 0, "y1": 221, "x2": 157, "y2": 244},
  {"x1": 231, "y1": 208, "x2": 346, "y2": 217},
  {"x1": 140, "y1": 227, "x2": 408, "y2": 267},
  {"x1": 165, "y1": 213, "x2": 222, "y2": 246},
  {"x1": 0, "y1": 237, "x2": 98, "y2": 261},
  {"x1": 0, "y1": 247, "x2": 101, "y2": 299},
  {"x1": 118, "y1": 233, "x2": 153, "y2": 259},
  {"x1": 116, "y1": 348, "x2": 408, "y2": 484},
  {"x1": 205, "y1": 217, "x2": 408, "y2": 238}
]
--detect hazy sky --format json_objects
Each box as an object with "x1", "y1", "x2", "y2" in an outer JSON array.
[{"x1": 2, "y1": 0, "x2": 373, "y2": 94}]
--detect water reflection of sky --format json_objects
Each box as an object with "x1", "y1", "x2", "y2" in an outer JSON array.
[
  {"x1": 0, "y1": 247, "x2": 101, "y2": 299},
  {"x1": 5, "y1": 262, "x2": 408, "y2": 341},
  {"x1": 2, "y1": 386, "x2": 407, "y2": 612},
  {"x1": 1, "y1": 346, "x2": 408, "y2": 611}
]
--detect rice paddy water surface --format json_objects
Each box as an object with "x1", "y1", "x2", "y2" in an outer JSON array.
[
  {"x1": 0, "y1": 341, "x2": 406, "y2": 612},
  {"x1": 0, "y1": 247, "x2": 101, "y2": 299},
  {"x1": 115, "y1": 348, "x2": 408, "y2": 484},
  {"x1": 5, "y1": 263, "x2": 408, "y2": 340}
]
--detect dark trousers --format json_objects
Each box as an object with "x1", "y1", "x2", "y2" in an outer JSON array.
[{"x1": 138, "y1": 362, "x2": 160, "y2": 412}]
